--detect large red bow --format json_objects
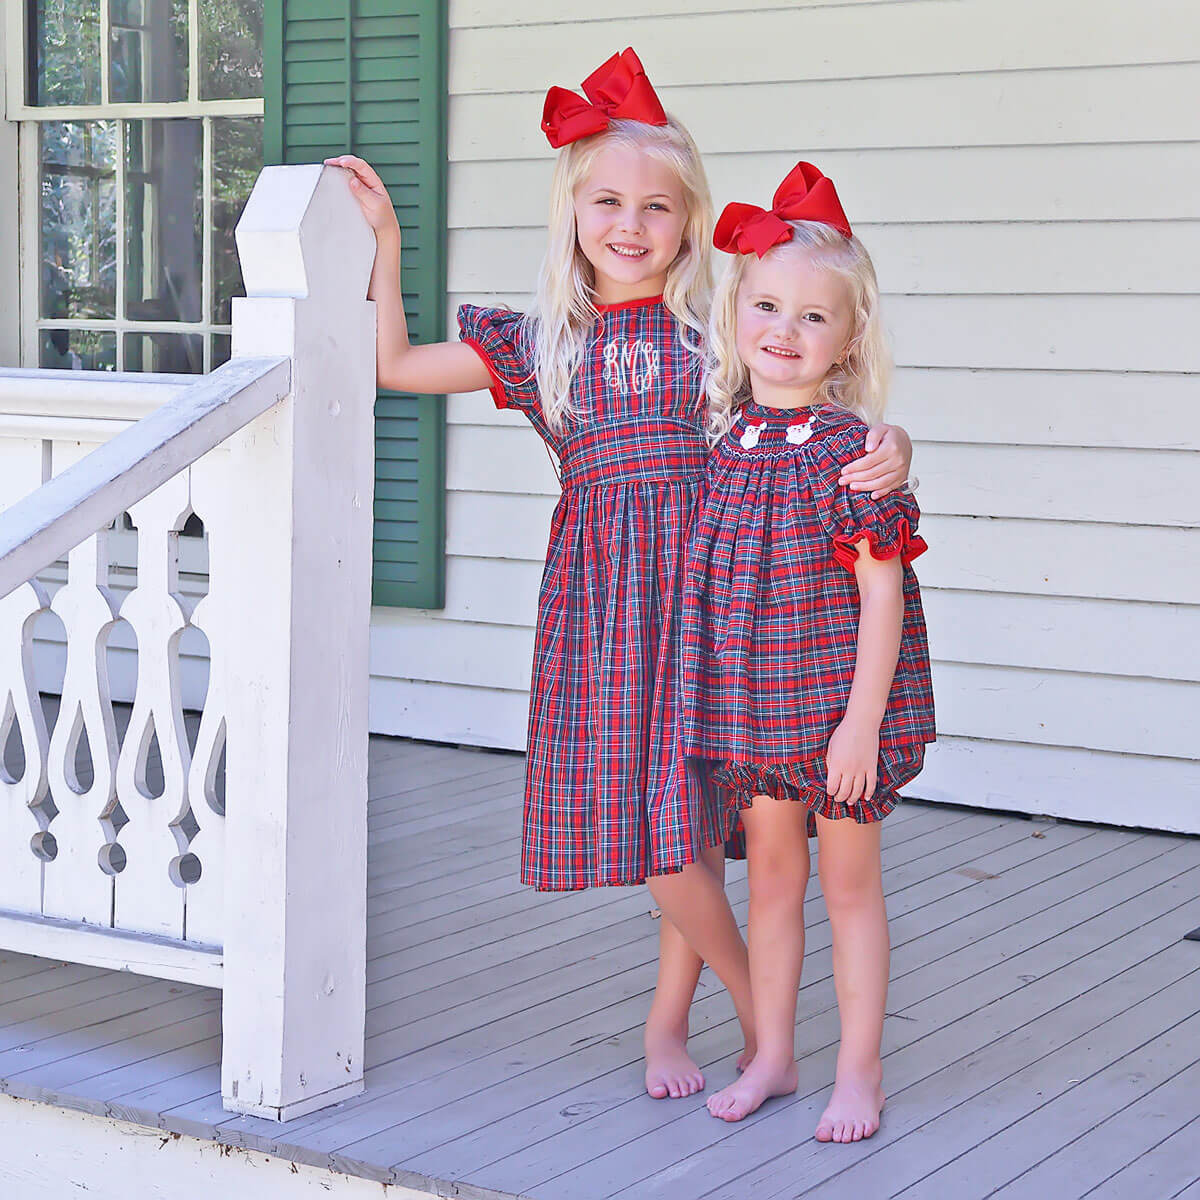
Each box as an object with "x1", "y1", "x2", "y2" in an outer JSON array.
[
  {"x1": 541, "y1": 48, "x2": 668, "y2": 149},
  {"x1": 714, "y1": 162, "x2": 852, "y2": 256}
]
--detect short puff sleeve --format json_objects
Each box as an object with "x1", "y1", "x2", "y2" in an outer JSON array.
[
  {"x1": 808, "y1": 423, "x2": 928, "y2": 574},
  {"x1": 457, "y1": 304, "x2": 539, "y2": 412}
]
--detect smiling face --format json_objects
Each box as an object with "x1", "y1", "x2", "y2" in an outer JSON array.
[
  {"x1": 573, "y1": 143, "x2": 688, "y2": 304},
  {"x1": 734, "y1": 246, "x2": 855, "y2": 410}
]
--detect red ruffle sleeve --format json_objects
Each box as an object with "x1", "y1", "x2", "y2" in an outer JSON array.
[{"x1": 457, "y1": 304, "x2": 539, "y2": 411}]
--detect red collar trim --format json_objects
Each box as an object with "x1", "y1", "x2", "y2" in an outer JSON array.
[{"x1": 593, "y1": 294, "x2": 665, "y2": 313}]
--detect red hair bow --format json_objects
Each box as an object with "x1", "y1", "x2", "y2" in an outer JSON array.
[
  {"x1": 714, "y1": 162, "x2": 852, "y2": 256},
  {"x1": 541, "y1": 48, "x2": 668, "y2": 149}
]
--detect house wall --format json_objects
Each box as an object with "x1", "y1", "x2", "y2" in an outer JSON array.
[{"x1": 366, "y1": 0, "x2": 1200, "y2": 832}]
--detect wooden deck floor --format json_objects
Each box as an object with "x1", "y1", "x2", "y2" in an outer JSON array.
[{"x1": 2, "y1": 737, "x2": 1199, "y2": 1199}]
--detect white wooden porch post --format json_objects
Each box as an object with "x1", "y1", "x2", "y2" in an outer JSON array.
[{"x1": 212, "y1": 164, "x2": 376, "y2": 1120}]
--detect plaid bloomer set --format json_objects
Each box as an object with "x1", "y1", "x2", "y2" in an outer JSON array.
[
  {"x1": 681, "y1": 401, "x2": 937, "y2": 842},
  {"x1": 459, "y1": 297, "x2": 731, "y2": 890}
]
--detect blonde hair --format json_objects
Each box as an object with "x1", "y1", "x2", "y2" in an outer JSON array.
[
  {"x1": 524, "y1": 116, "x2": 714, "y2": 431},
  {"x1": 704, "y1": 221, "x2": 891, "y2": 443}
]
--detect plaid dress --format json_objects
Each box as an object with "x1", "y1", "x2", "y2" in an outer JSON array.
[
  {"x1": 681, "y1": 401, "x2": 935, "y2": 840},
  {"x1": 459, "y1": 297, "x2": 730, "y2": 889}
]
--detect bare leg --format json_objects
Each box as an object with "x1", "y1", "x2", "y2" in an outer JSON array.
[
  {"x1": 644, "y1": 914, "x2": 705, "y2": 1098},
  {"x1": 647, "y1": 843, "x2": 755, "y2": 1074},
  {"x1": 812, "y1": 814, "x2": 888, "y2": 1143},
  {"x1": 706, "y1": 795, "x2": 809, "y2": 1122},
  {"x1": 644, "y1": 845, "x2": 755, "y2": 1097}
]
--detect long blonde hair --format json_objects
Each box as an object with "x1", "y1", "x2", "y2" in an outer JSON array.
[
  {"x1": 525, "y1": 117, "x2": 714, "y2": 431},
  {"x1": 704, "y1": 221, "x2": 891, "y2": 443}
]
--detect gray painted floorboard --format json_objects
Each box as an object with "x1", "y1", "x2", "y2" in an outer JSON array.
[{"x1": 1, "y1": 737, "x2": 1197, "y2": 1200}]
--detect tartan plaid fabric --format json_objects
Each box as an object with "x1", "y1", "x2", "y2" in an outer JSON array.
[
  {"x1": 681, "y1": 402, "x2": 936, "y2": 777},
  {"x1": 689, "y1": 746, "x2": 926, "y2": 854},
  {"x1": 458, "y1": 300, "x2": 730, "y2": 889}
]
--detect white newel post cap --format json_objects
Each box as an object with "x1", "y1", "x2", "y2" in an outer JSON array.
[{"x1": 234, "y1": 163, "x2": 376, "y2": 306}]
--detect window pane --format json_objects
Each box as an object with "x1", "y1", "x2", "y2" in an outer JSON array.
[
  {"x1": 109, "y1": 0, "x2": 189, "y2": 104},
  {"x1": 212, "y1": 117, "x2": 262, "y2": 323},
  {"x1": 34, "y1": 0, "x2": 102, "y2": 106},
  {"x1": 125, "y1": 119, "x2": 203, "y2": 323},
  {"x1": 40, "y1": 121, "x2": 117, "y2": 320},
  {"x1": 124, "y1": 331, "x2": 203, "y2": 373},
  {"x1": 200, "y1": 0, "x2": 263, "y2": 101},
  {"x1": 40, "y1": 329, "x2": 117, "y2": 371},
  {"x1": 211, "y1": 333, "x2": 231, "y2": 368}
]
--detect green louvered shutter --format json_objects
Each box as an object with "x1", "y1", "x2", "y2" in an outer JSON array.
[{"x1": 264, "y1": 0, "x2": 447, "y2": 608}]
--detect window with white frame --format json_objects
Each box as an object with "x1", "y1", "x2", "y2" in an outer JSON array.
[{"x1": 12, "y1": 0, "x2": 263, "y2": 374}]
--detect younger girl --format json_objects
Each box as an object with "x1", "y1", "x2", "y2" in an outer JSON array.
[
  {"x1": 327, "y1": 52, "x2": 914, "y2": 1101},
  {"x1": 682, "y1": 163, "x2": 935, "y2": 1140}
]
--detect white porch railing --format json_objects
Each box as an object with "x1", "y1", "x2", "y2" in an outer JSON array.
[{"x1": 0, "y1": 164, "x2": 377, "y2": 1122}]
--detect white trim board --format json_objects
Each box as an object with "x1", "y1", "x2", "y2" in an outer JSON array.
[{"x1": 0, "y1": 910, "x2": 222, "y2": 987}]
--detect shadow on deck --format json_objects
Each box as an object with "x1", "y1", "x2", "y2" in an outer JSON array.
[{"x1": 1, "y1": 738, "x2": 1198, "y2": 1199}]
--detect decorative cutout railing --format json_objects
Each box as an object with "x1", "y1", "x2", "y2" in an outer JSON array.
[{"x1": 0, "y1": 164, "x2": 376, "y2": 1122}]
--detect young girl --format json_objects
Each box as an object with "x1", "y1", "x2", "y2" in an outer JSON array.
[
  {"x1": 327, "y1": 52, "x2": 914, "y2": 1101},
  {"x1": 681, "y1": 163, "x2": 935, "y2": 1140}
]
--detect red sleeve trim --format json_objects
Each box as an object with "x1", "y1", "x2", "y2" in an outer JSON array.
[
  {"x1": 461, "y1": 336, "x2": 514, "y2": 410},
  {"x1": 831, "y1": 519, "x2": 928, "y2": 573}
]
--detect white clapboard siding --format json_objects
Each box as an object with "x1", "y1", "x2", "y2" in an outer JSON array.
[
  {"x1": 922, "y1": 591, "x2": 1200, "y2": 684},
  {"x1": 449, "y1": 2, "x2": 1192, "y2": 91},
  {"x1": 450, "y1": 63, "x2": 1200, "y2": 161},
  {"x1": 451, "y1": 0, "x2": 912, "y2": 24},
  {"x1": 932, "y1": 663, "x2": 1193, "y2": 760},
  {"x1": 917, "y1": 736, "x2": 1200, "y2": 834},
  {"x1": 911, "y1": 518, "x2": 1197, "y2": 606},
  {"x1": 364, "y1": 4, "x2": 1200, "y2": 831},
  {"x1": 886, "y1": 371, "x2": 1200, "y2": 451},
  {"x1": 369, "y1": 676, "x2": 528, "y2": 750},
  {"x1": 372, "y1": 614, "x2": 534, "y2": 693}
]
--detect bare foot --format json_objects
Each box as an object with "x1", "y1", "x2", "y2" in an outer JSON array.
[
  {"x1": 644, "y1": 1026, "x2": 705, "y2": 1099},
  {"x1": 706, "y1": 1056, "x2": 798, "y2": 1122},
  {"x1": 814, "y1": 1071, "x2": 886, "y2": 1143}
]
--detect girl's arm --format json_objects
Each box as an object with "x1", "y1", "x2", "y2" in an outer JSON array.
[
  {"x1": 325, "y1": 155, "x2": 492, "y2": 395},
  {"x1": 824, "y1": 545, "x2": 904, "y2": 805},
  {"x1": 840, "y1": 424, "x2": 914, "y2": 499}
]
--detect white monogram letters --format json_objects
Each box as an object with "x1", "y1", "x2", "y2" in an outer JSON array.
[{"x1": 602, "y1": 339, "x2": 661, "y2": 395}]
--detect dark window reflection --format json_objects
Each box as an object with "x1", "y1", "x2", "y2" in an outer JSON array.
[
  {"x1": 200, "y1": 0, "x2": 263, "y2": 101},
  {"x1": 109, "y1": 0, "x2": 189, "y2": 104},
  {"x1": 211, "y1": 334, "x2": 232, "y2": 368},
  {"x1": 40, "y1": 122, "x2": 117, "y2": 320},
  {"x1": 34, "y1": 0, "x2": 102, "y2": 106},
  {"x1": 124, "y1": 331, "x2": 204, "y2": 373},
  {"x1": 212, "y1": 117, "x2": 262, "y2": 323},
  {"x1": 125, "y1": 119, "x2": 203, "y2": 323},
  {"x1": 40, "y1": 329, "x2": 117, "y2": 371}
]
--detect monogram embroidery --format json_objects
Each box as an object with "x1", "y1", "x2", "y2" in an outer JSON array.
[{"x1": 602, "y1": 339, "x2": 661, "y2": 395}]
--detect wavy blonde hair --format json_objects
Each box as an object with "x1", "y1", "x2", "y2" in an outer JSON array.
[
  {"x1": 523, "y1": 116, "x2": 714, "y2": 431},
  {"x1": 704, "y1": 221, "x2": 891, "y2": 443}
]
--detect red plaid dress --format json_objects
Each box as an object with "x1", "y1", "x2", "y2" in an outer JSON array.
[
  {"x1": 459, "y1": 297, "x2": 730, "y2": 889},
  {"x1": 681, "y1": 401, "x2": 935, "y2": 840}
]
